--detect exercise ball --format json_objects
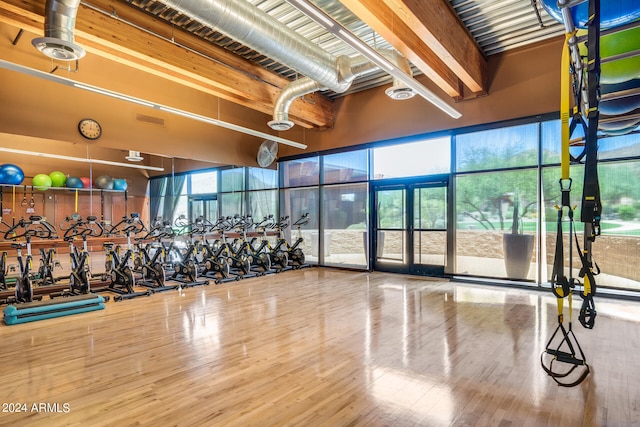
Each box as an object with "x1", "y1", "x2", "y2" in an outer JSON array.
[
  {"x1": 32, "y1": 173, "x2": 53, "y2": 191},
  {"x1": 599, "y1": 118, "x2": 640, "y2": 132},
  {"x1": 600, "y1": 79, "x2": 640, "y2": 115},
  {"x1": 66, "y1": 176, "x2": 83, "y2": 189},
  {"x1": 541, "y1": 0, "x2": 640, "y2": 29},
  {"x1": 601, "y1": 124, "x2": 639, "y2": 136},
  {"x1": 112, "y1": 178, "x2": 128, "y2": 191},
  {"x1": 577, "y1": 27, "x2": 640, "y2": 84},
  {"x1": 80, "y1": 177, "x2": 92, "y2": 188},
  {"x1": 95, "y1": 175, "x2": 113, "y2": 190},
  {"x1": 0, "y1": 164, "x2": 24, "y2": 185},
  {"x1": 49, "y1": 171, "x2": 67, "y2": 187}
]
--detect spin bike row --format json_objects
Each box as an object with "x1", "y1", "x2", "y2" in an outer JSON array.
[{"x1": 0, "y1": 212, "x2": 311, "y2": 305}]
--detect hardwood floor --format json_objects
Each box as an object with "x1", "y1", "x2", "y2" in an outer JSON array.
[{"x1": 1, "y1": 268, "x2": 639, "y2": 426}]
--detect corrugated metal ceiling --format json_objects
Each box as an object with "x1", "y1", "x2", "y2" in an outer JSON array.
[
  {"x1": 450, "y1": 0, "x2": 564, "y2": 55},
  {"x1": 125, "y1": 0, "x2": 565, "y2": 98}
]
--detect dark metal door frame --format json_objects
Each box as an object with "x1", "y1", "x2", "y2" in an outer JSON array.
[{"x1": 370, "y1": 175, "x2": 449, "y2": 277}]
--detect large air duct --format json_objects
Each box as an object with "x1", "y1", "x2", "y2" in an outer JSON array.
[
  {"x1": 269, "y1": 55, "x2": 379, "y2": 130},
  {"x1": 161, "y1": 0, "x2": 352, "y2": 93},
  {"x1": 269, "y1": 50, "x2": 413, "y2": 130},
  {"x1": 32, "y1": 0, "x2": 86, "y2": 61},
  {"x1": 145, "y1": 1, "x2": 415, "y2": 130}
]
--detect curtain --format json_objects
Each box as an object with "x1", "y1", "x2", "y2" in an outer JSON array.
[
  {"x1": 149, "y1": 177, "x2": 167, "y2": 221},
  {"x1": 163, "y1": 174, "x2": 187, "y2": 222}
]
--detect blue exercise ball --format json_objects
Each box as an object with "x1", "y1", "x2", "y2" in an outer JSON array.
[
  {"x1": 599, "y1": 117, "x2": 640, "y2": 132},
  {"x1": 600, "y1": 122, "x2": 640, "y2": 136},
  {"x1": 95, "y1": 175, "x2": 113, "y2": 190},
  {"x1": 600, "y1": 79, "x2": 640, "y2": 115},
  {"x1": 112, "y1": 178, "x2": 128, "y2": 191},
  {"x1": 541, "y1": 0, "x2": 640, "y2": 29},
  {"x1": 0, "y1": 164, "x2": 25, "y2": 185},
  {"x1": 66, "y1": 176, "x2": 83, "y2": 189}
]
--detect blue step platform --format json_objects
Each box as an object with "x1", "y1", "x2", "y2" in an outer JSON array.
[{"x1": 3, "y1": 294, "x2": 105, "y2": 325}]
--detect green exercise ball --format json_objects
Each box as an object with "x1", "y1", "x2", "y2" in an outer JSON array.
[
  {"x1": 32, "y1": 173, "x2": 53, "y2": 191},
  {"x1": 579, "y1": 27, "x2": 640, "y2": 84},
  {"x1": 49, "y1": 171, "x2": 67, "y2": 187}
]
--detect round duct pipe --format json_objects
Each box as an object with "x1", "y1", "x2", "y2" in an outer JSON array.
[{"x1": 32, "y1": 0, "x2": 85, "y2": 61}]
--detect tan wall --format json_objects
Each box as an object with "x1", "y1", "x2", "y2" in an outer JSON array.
[{"x1": 0, "y1": 22, "x2": 271, "y2": 169}]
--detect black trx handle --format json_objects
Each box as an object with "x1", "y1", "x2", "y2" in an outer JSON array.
[
  {"x1": 568, "y1": 114, "x2": 588, "y2": 163},
  {"x1": 573, "y1": 227, "x2": 598, "y2": 329},
  {"x1": 541, "y1": 316, "x2": 590, "y2": 387},
  {"x1": 579, "y1": 292, "x2": 596, "y2": 329},
  {"x1": 551, "y1": 213, "x2": 567, "y2": 298}
]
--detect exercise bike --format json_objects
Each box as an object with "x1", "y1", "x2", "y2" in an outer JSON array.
[
  {"x1": 168, "y1": 216, "x2": 209, "y2": 287},
  {"x1": 0, "y1": 251, "x2": 7, "y2": 291},
  {"x1": 135, "y1": 219, "x2": 179, "y2": 292},
  {"x1": 36, "y1": 247, "x2": 61, "y2": 286},
  {"x1": 271, "y1": 213, "x2": 310, "y2": 270},
  {"x1": 239, "y1": 215, "x2": 271, "y2": 276},
  {"x1": 2, "y1": 216, "x2": 54, "y2": 303},
  {"x1": 93, "y1": 213, "x2": 152, "y2": 301},
  {"x1": 199, "y1": 217, "x2": 236, "y2": 283},
  {"x1": 52, "y1": 215, "x2": 107, "y2": 299},
  {"x1": 223, "y1": 216, "x2": 254, "y2": 279}
]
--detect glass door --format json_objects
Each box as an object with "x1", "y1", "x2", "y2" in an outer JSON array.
[
  {"x1": 372, "y1": 178, "x2": 448, "y2": 276},
  {"x1": 189, "y1": 196, "x2": 218, "y2": 223},
  {"x1": 373, "y1": 187, "x2": 407, "y2": 270},
  {"x1": 411, "y1": 184, "x2": 447, "y2": 276}
]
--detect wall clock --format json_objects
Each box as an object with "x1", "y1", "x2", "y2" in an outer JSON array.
[{"x1": 78, "y1": 118, "x2": 102, "y2": 140}]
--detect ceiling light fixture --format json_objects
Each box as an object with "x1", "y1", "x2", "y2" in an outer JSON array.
[
  {"x1": 285, "y1": 0, "x2": 462, "y2": 119},
  {"x1": 0, "y1": 147, "x2": 165, "y2": 171},
  {"x1": 0, "y1": 59, "x2": 308, "y2": 150}
]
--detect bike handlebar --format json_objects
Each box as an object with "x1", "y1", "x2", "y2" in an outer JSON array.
[{"x1": 4, "y1": 216, "x2": 58, "y2": 241}]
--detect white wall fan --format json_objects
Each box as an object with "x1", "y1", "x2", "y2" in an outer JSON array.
[{"x1": 257, "y1": 139, "x2": 279, "y2": 168}]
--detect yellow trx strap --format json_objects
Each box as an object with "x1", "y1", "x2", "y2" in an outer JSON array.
[{"x1": 560, "y1": 35, "x2": 571, "y2": 182}]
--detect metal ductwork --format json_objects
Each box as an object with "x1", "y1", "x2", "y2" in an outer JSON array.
[
  {"x1": 269, "y1": 55, "x2": 380, "y2": 130},
  {"x1": 270, "y1": 50, "x2": 413, "y2": 130},
  {"x1": 157, "y1": 1, "x2": 416, "y2": 131},
  {"x1": 161, "y1": 0, "x2": 353, "y2": 93},
  {"x1": 32, "y1": 0, "x2": 86, "y2": 61},
  {"x1": 384, "y1": 51, "x2": 416, "y2": 101}
]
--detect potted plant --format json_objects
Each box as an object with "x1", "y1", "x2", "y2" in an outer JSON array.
[{"x1": 502, "y1": 191, "x2": 535, "y2": 279}]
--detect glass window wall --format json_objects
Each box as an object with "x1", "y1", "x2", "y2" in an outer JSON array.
[{"x1": 322, "y1": 183, "x2": 369, "y2": 268}]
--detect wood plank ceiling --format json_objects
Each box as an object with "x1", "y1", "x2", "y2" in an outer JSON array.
[{"x1": 0, "y1": 0, "x2": 564, "y2": 130}]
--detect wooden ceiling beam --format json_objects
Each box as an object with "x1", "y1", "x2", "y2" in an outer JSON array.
[
  {"x1": 340, "y1": 0, "x2": 463, "y2": 98},
  {"x1": 383, "y1": 0, "x2": 487, "y2": 94},
  {"x1": 0, "y1": 0, "x2": 334, "y2": 129}
]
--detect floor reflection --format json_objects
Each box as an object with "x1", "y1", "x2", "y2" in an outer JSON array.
[{"x1": 3, "y1": 269, "x2": 635, "y2": 425}]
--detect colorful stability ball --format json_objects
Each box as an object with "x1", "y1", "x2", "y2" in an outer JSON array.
[
  {"x1": 32, "y1": 173, "x2": 53, "y2": 191},
  {"x1": 599, "y1": 117, "x2": 640, "y2": 132},
  {"x1": 578, "y1": 27, "x2": 640, "y2": 85},
  {"x1": 95, "y1": 175, "x2": 113, "y2": 190},
  {"x1": 80, "y1": 177, "x2": 92, "y2": 188},
  {"x1": 0, "y1": 164, "x2": 25, "y2": 185},
  {"x1": 600, "y1": 79, "x2": 640, "y2": 115},
  {"x1": 541, "y1": 0, "x2": 640, "y2": 29},
  {"x1": 66, "y1": 176, "x2": 83, "y2": 189},
  {"x1": 112, "y1": 178, "x2": 128, "y2": 191},
  {"x1": 49, "y1": 171, "x2": 67, "y2": 187}
]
